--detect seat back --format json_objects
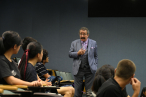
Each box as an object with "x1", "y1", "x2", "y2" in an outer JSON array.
[
  {"x1": 59, "y1": 71, "x2": 68, "y2": 80},
  {"x1": 55, "y1": 71, "x2": 61, "y2": 76},
  {"x1": 66, "y1": 72, "x2": 74, "y2": 80}
]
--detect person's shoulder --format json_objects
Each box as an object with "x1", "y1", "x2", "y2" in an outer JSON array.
[
  {"x1": 103, "y1": 85, "x2": 121, "y2": 96},
  {"x1": 0, "y1": 55, "x2": 8, "y2": 64},
  {"x1": 11, "y1": 60, "x2": 18, "y2": 66},
  {"x1": 89, "y1": 38, "x2": 97, "y2": 43},
  {"x1": 35, "y1": 62, "x2": 46, "y2": 71},
  {"x1": 0, "y1": 55, "x2": 6, "y2": 60},
  {"x1": 27, "y1": 63, "x2": 34, "y2": 68},
  {"x1": 0, "y1": 55, "x2": 3, "y2": 58},
  {"x1": 104, "y1": 84, "x2": 118, "y2": 90},
  {"x1": 72, "y1": 39, "x2": 80, "y2": 43},
  {"x1": 36, "y1": 62, "x2": 42, "y2": 66},
  {"x1": 97, "y1": 78, "x2": 118, "y2": 92},
  {"x1": 36, "y1": 62, "x2": 44, "y2": 67},
  {"x1": 97, "y1": 84, "x2": 119, "y2": 97},
  {"x1": 27, "y1": 63, "x2": 36, "y2": 72},
  {"x1": 100, "y1": 82, "x2": 118, "y2": 91}
]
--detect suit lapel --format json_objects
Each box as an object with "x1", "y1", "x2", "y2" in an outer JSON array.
[
  {"x1": 77, "y1": 39, "x2": 91, "y2": 53},
  {"x1": 77, "y1": 40, "x2": 82, "y2": 51},
  {"x1": 88, "y1": 38, "x2": 91, "y2": 54}
]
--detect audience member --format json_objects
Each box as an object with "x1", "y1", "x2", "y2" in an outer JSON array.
[
  {"x1": 35, "y1": 49, "x2": 62, "y2": 84},
  {"x1": 87, "y1": 64, "x2": 130, "y2": 97},
  {"x1": 87, "y1": 64, "x2": 115, "y2": 96},
  {"x1": 96, "y1": 59, "x2": 141, "y2": 97},
  {"x1": 18, "y1": 42, "x2": 48, "y2": 84},
  {"x1": 0, "y1": 31, "x2": 42, "y2": 86},
  {"x1": 18, "y1": 37, "x2": 37, "y2": 65},
  {"x1": 19, "y1": 37, "x2": 75, "y2": 97},
  {"x1": 140, "y1": 87, "x2": 146, "y2": 97}
]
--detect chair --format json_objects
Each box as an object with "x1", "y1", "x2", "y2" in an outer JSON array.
[
  {"x1": 0, "y1": 85, "x2": 32, "y2": 97},
  {"x1": 66, "y1": 72, "x2": 74, "y2": 81},
  {"x1": 0, "y1": 85, "x2": 21, "y2": 97},
  {"x1": 47, "y1": 69, "x2": 56, "y2": 76},
  {"x1": 55, "y1": 71, "x2": 61, "y2": 76},
  {"x1": 56, "y1": 71, "x2": 74, "y2": 86},
  {"x1": 59, "y1": 71, "x2": 67, "y2": 80}
]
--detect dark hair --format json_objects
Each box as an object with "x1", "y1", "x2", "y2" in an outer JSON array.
[
  {"x1": 140, "y1": 87, "x2": 146, "y2": 97},
  {"x1": 0, "y1": 37, "x2": 5, "y2": 55},
  {"x1": 91, "y1": 64, "x2": 115, "y2": 94},
  {"x1": 18, "y1": 42, "x2": 43, "y2": 80},
  {"x1": 22, "y1": 37, "x2": 37, "y2": 51},
  {"x1": 0, "y1": 31, "x2": 21, "y2": 55},
  {"x1": 41, "y1": 49, "x2": 48, "y2": 62}
]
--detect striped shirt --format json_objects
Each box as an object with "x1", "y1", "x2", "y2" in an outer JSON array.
[{"x1": 35, "y1": 62, "x2": 48, "y2": 81}]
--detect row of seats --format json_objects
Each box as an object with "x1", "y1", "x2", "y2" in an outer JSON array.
[
  {"x1": 47, "y1": 69, "x2": 86, "y2": 93},
  {"x1": 55, "y1": 71, "x2": 74, "y2": 81},
  {"x1": 47, "y1": 69, "x2": 74, "y2": 87},
  {"x1": 0, "y1": 58, "x2": 63, "y2": 97},
  {"x1": 0, "y1": 85, "x2": 62, "y2": 97},
  {"x1": 12, "y1": 58, "x2": 85, "y2": 95}
]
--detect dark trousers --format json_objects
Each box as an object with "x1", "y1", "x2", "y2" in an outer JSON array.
[{"x1": 74, "y1": 68, "x2": 95, "y2": 97}]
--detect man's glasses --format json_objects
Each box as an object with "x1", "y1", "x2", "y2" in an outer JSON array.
[{"x1": 79, "y1": 33, "x2": 87, "y2": 36}]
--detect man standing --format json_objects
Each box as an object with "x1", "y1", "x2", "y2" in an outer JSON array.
[{"x1": 69, "y1": 27, "x2": 98, "y2": 97}]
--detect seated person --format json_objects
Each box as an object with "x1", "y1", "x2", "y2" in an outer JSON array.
[
  {"x1": 140, "y1": 87, "x2": 146, "y2": 97},
  {"x1": 96, "y1": 59, "x2": 141, "y2": 97},
  {"x1": 86, "y1": 64, "x2": 115, "y2": 96},
  {"x1": 18, "y1": 42, "x2": 51, "y2": 85},
  {"x1": 19, "y1": 41, "x2": 74, "y2": 97},
  {"x1": 35, "y1": 49, "x2": 62, "y2": 84},
  {"x1": 20, "y1": 37, "x2": 62, "y2": 83},
  {"x1": 87, "y1": 64, "x2": 130, "y2": 97},
  {"x1": 0, "y1": 31, "x2": 41, "y2": 87},
  {"x1": 18, "y1": 37, "x2": 37, "y2": 65}
]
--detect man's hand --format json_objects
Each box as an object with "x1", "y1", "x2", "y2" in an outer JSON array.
[
  {"x1": 131, "y1": 78, "x2": 141, "y2": 97},
  {"x1": 77, "y1": 48, "x2": 86, "y2": 55}
]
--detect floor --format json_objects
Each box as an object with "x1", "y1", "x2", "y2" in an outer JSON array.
[{"x1": 82, "y1": 94, "x2": 86, "y2": 97}]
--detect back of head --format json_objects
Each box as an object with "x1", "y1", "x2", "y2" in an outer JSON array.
[
  {"x1": 27, "y1": 42, "x2": 43, "y2": 59},
  {"x1": 115, "y1": 59, "x2": 136, "y2": 80},
  {"x1": 41, "y1": 49, "x2": 48, "y2": 62},
  {"x1": 19, "y1": 41, "x2": 43, "y2": 80},
  {"x1": 22, "y1": 37, "x2": 37, "y2": 51},
  {"x1": 0, "y1": 31, "x2": 21, "y2": 55},
  {"x1": 95, "y1": 64, "x2": 115, "y2": 80},
  {"x1": 140, "y1": 87, "x2": 146, "y2": 97},
  {"x1": 92, "y1": 64, "x2": 115, "y2": 94}
]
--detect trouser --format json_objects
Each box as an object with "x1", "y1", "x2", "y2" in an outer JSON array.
[{"x1": 74, "y1": 68, "x2": 95, "y2": 97}]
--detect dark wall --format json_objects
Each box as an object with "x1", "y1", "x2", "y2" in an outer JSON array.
[{"x1": 0, "y1": 0, "x2": 146, "y2": 96}]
